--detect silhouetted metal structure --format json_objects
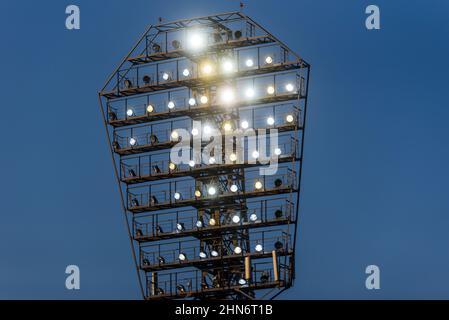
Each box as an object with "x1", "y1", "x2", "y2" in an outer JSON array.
[{"x1": 98, "y1": 11, "x2": 310, "y2": 300}]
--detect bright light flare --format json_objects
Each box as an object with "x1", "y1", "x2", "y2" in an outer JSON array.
[
  {"x1": 286, "y1": 83, "x2": 294, "y2": 92},
  {"x1": 200, "y1": 95, "x2": 209, "y2": 104},
  {"x1": 245, "y1": 59, "x2": 254, "y2": 67},
  {"x1": 187, "y1": 32, "x2": 206, "y2": 50},
  {"x1": 245, "y1": 88, "x2": 255, "y2": 98},
  {"x1": 208, "y1": 186, "x2": 217, "y2": 196},
  {"x1": 220, "y1": 87, "x2": 235, "y2": 104},
  {"x1": 222, "y1": 59, "x2": 234, "y2": 73},
  {"x1": 188, "y1": 98, "x2": 196, "y2": 106}
]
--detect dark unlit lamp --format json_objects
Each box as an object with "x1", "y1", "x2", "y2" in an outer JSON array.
[
  {"x1": 124, "y1": 79, "x2": 133, "y2": 88},
  {"x1": 152, "y1": 43, "x2": 161, "y2": 52},
  {"x1": 274, "y1": 178, "x2": 283, "y2": 188},
  {"x1": 150, "y1": 134, "x2": 158, "y2": 144},
  {"x1": 128, "y1": 169, "x2": 137, "y2": 177},
  {"x1": 176, "y1": 284, "x2": 186, "y2": 294},
  {"x1": 275, "y1": 209, "x2": 283, "y2": 219},
  {"x1": 274, "y1": 241, "x2": 283, "y2": 250},
  {"x1": 108, "y1": 111, "x2": 117, "y2": 121},
  {"x1": 172, "y1": 40, "x2": 181, "y2": 50},
  {"x1": 131, "y1": 198, "x2": 139, "y2": 207},
  {"x1": 143, "y1": 75, "x2": 151, "y2": 85},
  {"x1": 260, "y1": 271, "x2": 269, "y2": 283},
  {"x1": 151, "y1": 195, "x2": 159, "y2": 205}
]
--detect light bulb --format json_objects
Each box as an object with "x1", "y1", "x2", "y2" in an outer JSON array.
[
  {"x1": 229, "y1": 153, "x2": 237, "y2": 162},
  {"x1": 202, "y1": 64, "x2": 213, "y2": 74},
  {"x1": 245, "y1": 59, "x2": 254, "y2": 67},
  {"x1": 194, "y1": 190, "x2": 202, "y2": 197},
  {"x1": 267, "y1": 117, "x2": 275, "y2": 125},
  {"x1": 146, "y1": 105, "x2": 154, "y2": 113},
  {"x1": 234, "y1": 246, "x2": 242, "y2": 254},
  {"x1": 230, "y1": 184, "x2": 238, "y2": 193},
  {"x1": 168, "y1": 101, "x2": 175, "y2": 109},
  {"x1": 209, "y1": 218, "x2": 216, "y2": 226},
  {"x1": 286, "y1": 114, "x2": 294, "y2": 123},
  {"x1": 182, "y1": 69, "x2": 190, "y2": 77},
  {"x1": 252, "y1": 150, "x2": 259, "y2": 159},
  {"x1": 171, "y1": 131, "x2": 179, "y2": 140},
  {"x1": 189, "y1": 160, "x2": 195, "y2": 167},
  {"x1": 223, "y1": 122, "x2": 232, "y2": 131},
  {"x1": 274, "y1": 148, "x2": 282, "y2": 156},
  {"x1": 249, "y1": 213, "x2": 258, "y2": 222},
  {"x1": 209, "y1": 157, "x2": 216, "y2": 164},
  {"x1": 221, "y1": 88, "x2": 235, "y2": 104},
  {"x1": 199, "y1": 252, "x2": 207, "y2": 259},
  {"x1": 208, "y1": 186, "x2": 217, "y2": 196},
  {"x1": 188, "y1": 33, "x2": 205, "y2": 50},
  {"x1": 191, "y1": 128, "x2": 199, "y2": 136},
  {"x1": 211, "y1": 250, "x2": 218, "y2": 257},
  {"x1": 267, "y1": 86, "x2": 275, "y2": 95},
  {"x1": 178, "y1": 253, "x2": 186, "y2": 261},
  {"x1": 222, "y1": 60, "x2": 234, "y2": 72},
  {"x1": 126, "y1": 109, "x2": 134, "y2": 117},
  {"x1": 174, "y1": 192, "x2": 181, "y2": 200},
  {"x1": 129, "y1": 138, "x2": 137, "y2": 146},
  {"x1": 265, "y1": 56, "x2": 273, "y2": 64},
  {"x1": 241, "y1": 121, "x2": 249, "y2": 129},
  {"x1": 286, "y1": 83, "x2": 294, "y2": 92},
  {"x1": 162, "y1": 73, "x2": 170, "y2": 81},
  {"x1": 255, "y1": 244, "x2": 263, "y2": 252},
  {"x1": 203, "y1": 125, "x2": 212, "y2": 134},
  {"x1": 200, "y1": 95, "x2": 208, "y2": 104},
  {"x1": 232, "y1": 215, "x2": 240, "y2": 224},
  {"x1": 188, "y1": 98, "x2": 196, "y2": 106},
  {"x1": 169, "y1": 162, "x2": 176, "y2": 171},
  {"x1": 245, "y1": 88, "x2": 255, "y2": 98},
  {"x1": 255, "y1": 181, "x2": 263, "y2": 190}
]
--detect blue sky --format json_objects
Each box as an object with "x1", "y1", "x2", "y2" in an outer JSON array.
[{"x1": 0, "y1": 0, "x2": 448, "y2": 299}]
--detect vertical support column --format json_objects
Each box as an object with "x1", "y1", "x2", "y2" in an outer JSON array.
[
  {"x1": 272, "y1": 250, "x2": 279, "y2": 282},
  {"x1": 245, "y1": 256, "x2": 251, "y2": 282},
  {"x1": 151, "y1": 272, "x2": 158, "y2": 296}
]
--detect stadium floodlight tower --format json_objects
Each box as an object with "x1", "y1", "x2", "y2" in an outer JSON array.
[{"x1": 98, "y1": 11, "x2": 310, "y2": 300}]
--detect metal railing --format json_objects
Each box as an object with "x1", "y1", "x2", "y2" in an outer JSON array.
[
  {"x1": 120, "y1": 136, "x2": 299, "y2": 180},
  {"x1": 139, "y1": 229, "x2": 291, "y2": 268},
  {"x1": 133, "y1": 197, "x2": 294, "y2": 239},
  {"x1": 145, "y1": 260, "x2": 292, "y2": 298},
  {"x1": 126, "y1": 168, "x2": 297, "y2": 210}
]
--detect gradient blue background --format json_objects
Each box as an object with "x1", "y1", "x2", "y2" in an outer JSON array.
[{"x1": 0, "y1": 0, "x2": 448, "y2": 299}]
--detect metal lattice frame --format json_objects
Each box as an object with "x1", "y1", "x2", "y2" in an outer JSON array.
[{"x1": 98, "y1": 11, "x2": 310, "y2": 300}]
